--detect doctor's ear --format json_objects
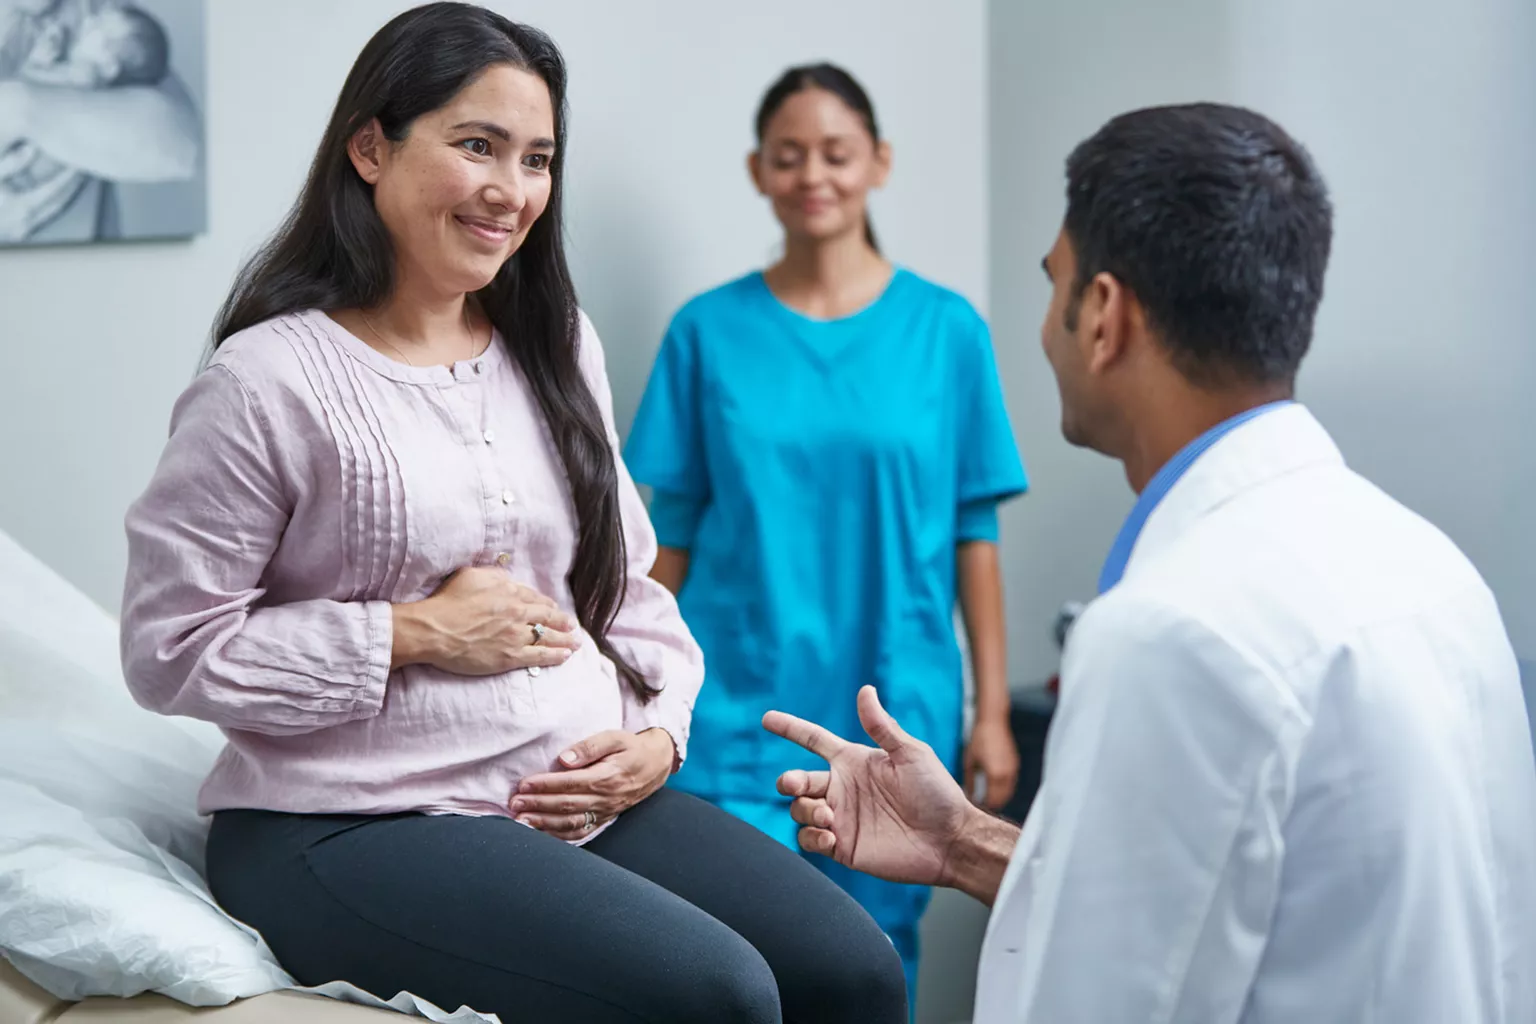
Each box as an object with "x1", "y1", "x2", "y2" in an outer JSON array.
[
  {"x1": 1083, "y1": 272, "x2": 1136, "y2": 375},
  {"x1": 348, "y1": 119, "x2": 386, "y2": 186}
]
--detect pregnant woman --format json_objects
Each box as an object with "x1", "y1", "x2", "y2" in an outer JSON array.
[{"x1": 119, "y1": 5, "x2": 905, "y2": 1022}]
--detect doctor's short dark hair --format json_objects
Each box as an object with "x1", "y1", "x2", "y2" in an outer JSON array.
[{"x1": 1062, "y1": 103, "x2": 1333, "y2": 388}]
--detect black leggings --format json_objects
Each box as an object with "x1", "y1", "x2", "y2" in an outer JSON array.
[{"x1": 206, "y1": 788, "x2": 907, "y2": 1023}]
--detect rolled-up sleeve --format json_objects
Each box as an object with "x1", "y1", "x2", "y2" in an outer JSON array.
[
  {"x1": 646, "y1": 489, "x2": 709, "y2": 551},
  {"x1": 957, "y1": 498, "x2": 1002, "y2": 544},
  {"x1": 120, "y1": 363, "x2": 392, "y2": 736},
  {"x1": 957, "y1": 312, "x2": 1028, "y2": 509},
  {"x1": 578, "y1": 313, "x2": 705, "y2": 766}
]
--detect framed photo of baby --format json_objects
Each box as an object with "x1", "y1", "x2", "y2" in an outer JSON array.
[{"x1": 0, "y1": 0, "x2": 205, "y2": 247}]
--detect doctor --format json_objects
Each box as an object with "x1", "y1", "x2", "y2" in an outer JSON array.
[{"x1": 765, "y1": 102, "x2": 1536, "y2": 1023}]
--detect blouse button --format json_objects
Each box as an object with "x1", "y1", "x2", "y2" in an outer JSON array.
[
  {"x1": 483, "y1": 429, "x2": 495, "y2": 444},
  {"x1": 501, "y1": 489, "x2": 515, "y2": 505},
  {"x1": 495, "y1": 552, "x2": 511, "y2": 566},
  {"x1": 528, "y1": 666, "x2": 542, "y2": 678}
]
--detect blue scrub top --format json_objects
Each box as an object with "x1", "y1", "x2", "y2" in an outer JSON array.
[{"x1": 624, "y1": 269, "x2": 1028, "y2": 800}]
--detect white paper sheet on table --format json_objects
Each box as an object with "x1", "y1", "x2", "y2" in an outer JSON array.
[{"x1": 0, "y1": 529, "x2": 501, "y2": 1023}]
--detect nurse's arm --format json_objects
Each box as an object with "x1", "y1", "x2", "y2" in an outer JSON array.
[
  {"x1": 958, "y1": 537, "x2": 1019, "y2": 808},
  {"x1": 650, "y1": 546, "x2": 691, "y2": 596},
  {"x1": 641, "y1": 491, "x2": 705, "y2": 596}
]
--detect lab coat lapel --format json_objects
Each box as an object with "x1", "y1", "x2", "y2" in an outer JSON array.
[{"x1": 1122, "y1": 404, "x2": 1345, "y2": 582}]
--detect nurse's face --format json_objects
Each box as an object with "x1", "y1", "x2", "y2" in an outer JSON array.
[{"x1": 750, "y1": 87, "x2": 891, "y2": 245}]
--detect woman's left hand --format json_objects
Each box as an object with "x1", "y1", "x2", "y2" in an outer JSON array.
[
  {"x1": 511, "y1": 728, "x2": 676, "y2": 840},
  {"x1": 963, "y1": 717, "x2": 1020, "y2": 810}
]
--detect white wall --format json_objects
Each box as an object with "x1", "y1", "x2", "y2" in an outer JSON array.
[
  {"x1": 991, "y1": 0, "x2": 1536, "y2": 688},
  {"x1": 1230, "y1": 0, "x2": 1536, "y2": 660},
  {"x1": 0, "y1": 0, "x2": 988, "y2": 616}
]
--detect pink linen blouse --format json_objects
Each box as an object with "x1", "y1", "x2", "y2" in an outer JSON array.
[{"x1": 120, "y1": 308, "x2": 703, "y2": 825}]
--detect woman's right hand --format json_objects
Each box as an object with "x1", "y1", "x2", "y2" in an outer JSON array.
[{"x1": 391, "y1": 567, "x2": 580, "y2": 675}]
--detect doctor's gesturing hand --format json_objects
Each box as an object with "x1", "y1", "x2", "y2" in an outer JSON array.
[{"x1": 764, "y1": 686, "x2": 1021, "y2": 906}]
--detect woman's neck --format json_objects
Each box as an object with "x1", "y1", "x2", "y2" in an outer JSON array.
[
  {"x1": 363, "y1": 272, "x2": 483, "y2": 363},
  {"x1": 372, "y1": 277, "x2": 467, "y2": 342},
  {"x1": 766, "y1": 228, "x2": 892, "y2": 320}
]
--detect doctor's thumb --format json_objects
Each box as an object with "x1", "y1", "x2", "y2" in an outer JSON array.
[{"x1": 857, "y1": 686, "x2": 913, "y2": 754}]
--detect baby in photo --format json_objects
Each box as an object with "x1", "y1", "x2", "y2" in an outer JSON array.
[
  {"x1": 16, "y1": 0, "x2": 167, "y2": 89},
  {"x1": 0, "y1": 0, "x2": 169, "y2": 239}
]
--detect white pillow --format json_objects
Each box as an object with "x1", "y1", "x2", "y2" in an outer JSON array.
[
  {"x1": 0, "y1": 530, "x2": 498, "y2": 1022},
  {"x1": 0, "y1": 528, "x2": 291, "y2": 1003}
]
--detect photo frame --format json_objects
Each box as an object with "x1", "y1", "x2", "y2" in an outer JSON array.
[{"x1": 0, "y1": 0, "x2": 205, "y2": 247}]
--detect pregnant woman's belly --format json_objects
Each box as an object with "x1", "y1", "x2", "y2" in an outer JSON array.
[{"x1": 199, "y1": 642, "x2": 628, "y2": 819}]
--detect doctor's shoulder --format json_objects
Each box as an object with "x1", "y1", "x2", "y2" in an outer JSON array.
[
  {"x1": 1061, "y1": 582, "x2": 1310, "y2": 739},
  {"x1": 1110, "y1": 521, "x2": 1338, "y2": 666}
]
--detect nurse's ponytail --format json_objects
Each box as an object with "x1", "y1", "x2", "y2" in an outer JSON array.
[{"x1": 755, "y1": 63, "x2": 882, "y2": 252}]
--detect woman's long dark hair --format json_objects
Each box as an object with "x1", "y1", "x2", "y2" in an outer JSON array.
[
  {"x1": 754, "y1": 62, "x2": 883, "y2": 252},
  {"x1": 213, "y1": 2, "x2": 655, "y2": 703}
]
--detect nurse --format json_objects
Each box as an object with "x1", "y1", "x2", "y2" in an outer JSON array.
[{"x1": 623, "y1": 62, "x2": 1027, "y2": 1003}]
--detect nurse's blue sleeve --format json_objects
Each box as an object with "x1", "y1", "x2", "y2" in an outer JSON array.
[
  {"x1": 957, "y1": 314, "x2": 1028, "y2": 512},
  {"x1": 624, "y1": 316, "x2": 710, "y2": 549},
  {"x1": 957, "y1": 499, "x2": 1001, "y2": 543},
  {"x1": 647, "y1": 490, "x2": 709, "y2": 550}
]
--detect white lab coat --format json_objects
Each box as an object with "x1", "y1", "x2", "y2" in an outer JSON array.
[{"x1": 976, "y1": 404, "x2": 1536, "y2": 1023}]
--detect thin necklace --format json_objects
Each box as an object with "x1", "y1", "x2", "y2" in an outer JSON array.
[{"x1": 360, "y1": 304, "x2": 481, "y2": 367}]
